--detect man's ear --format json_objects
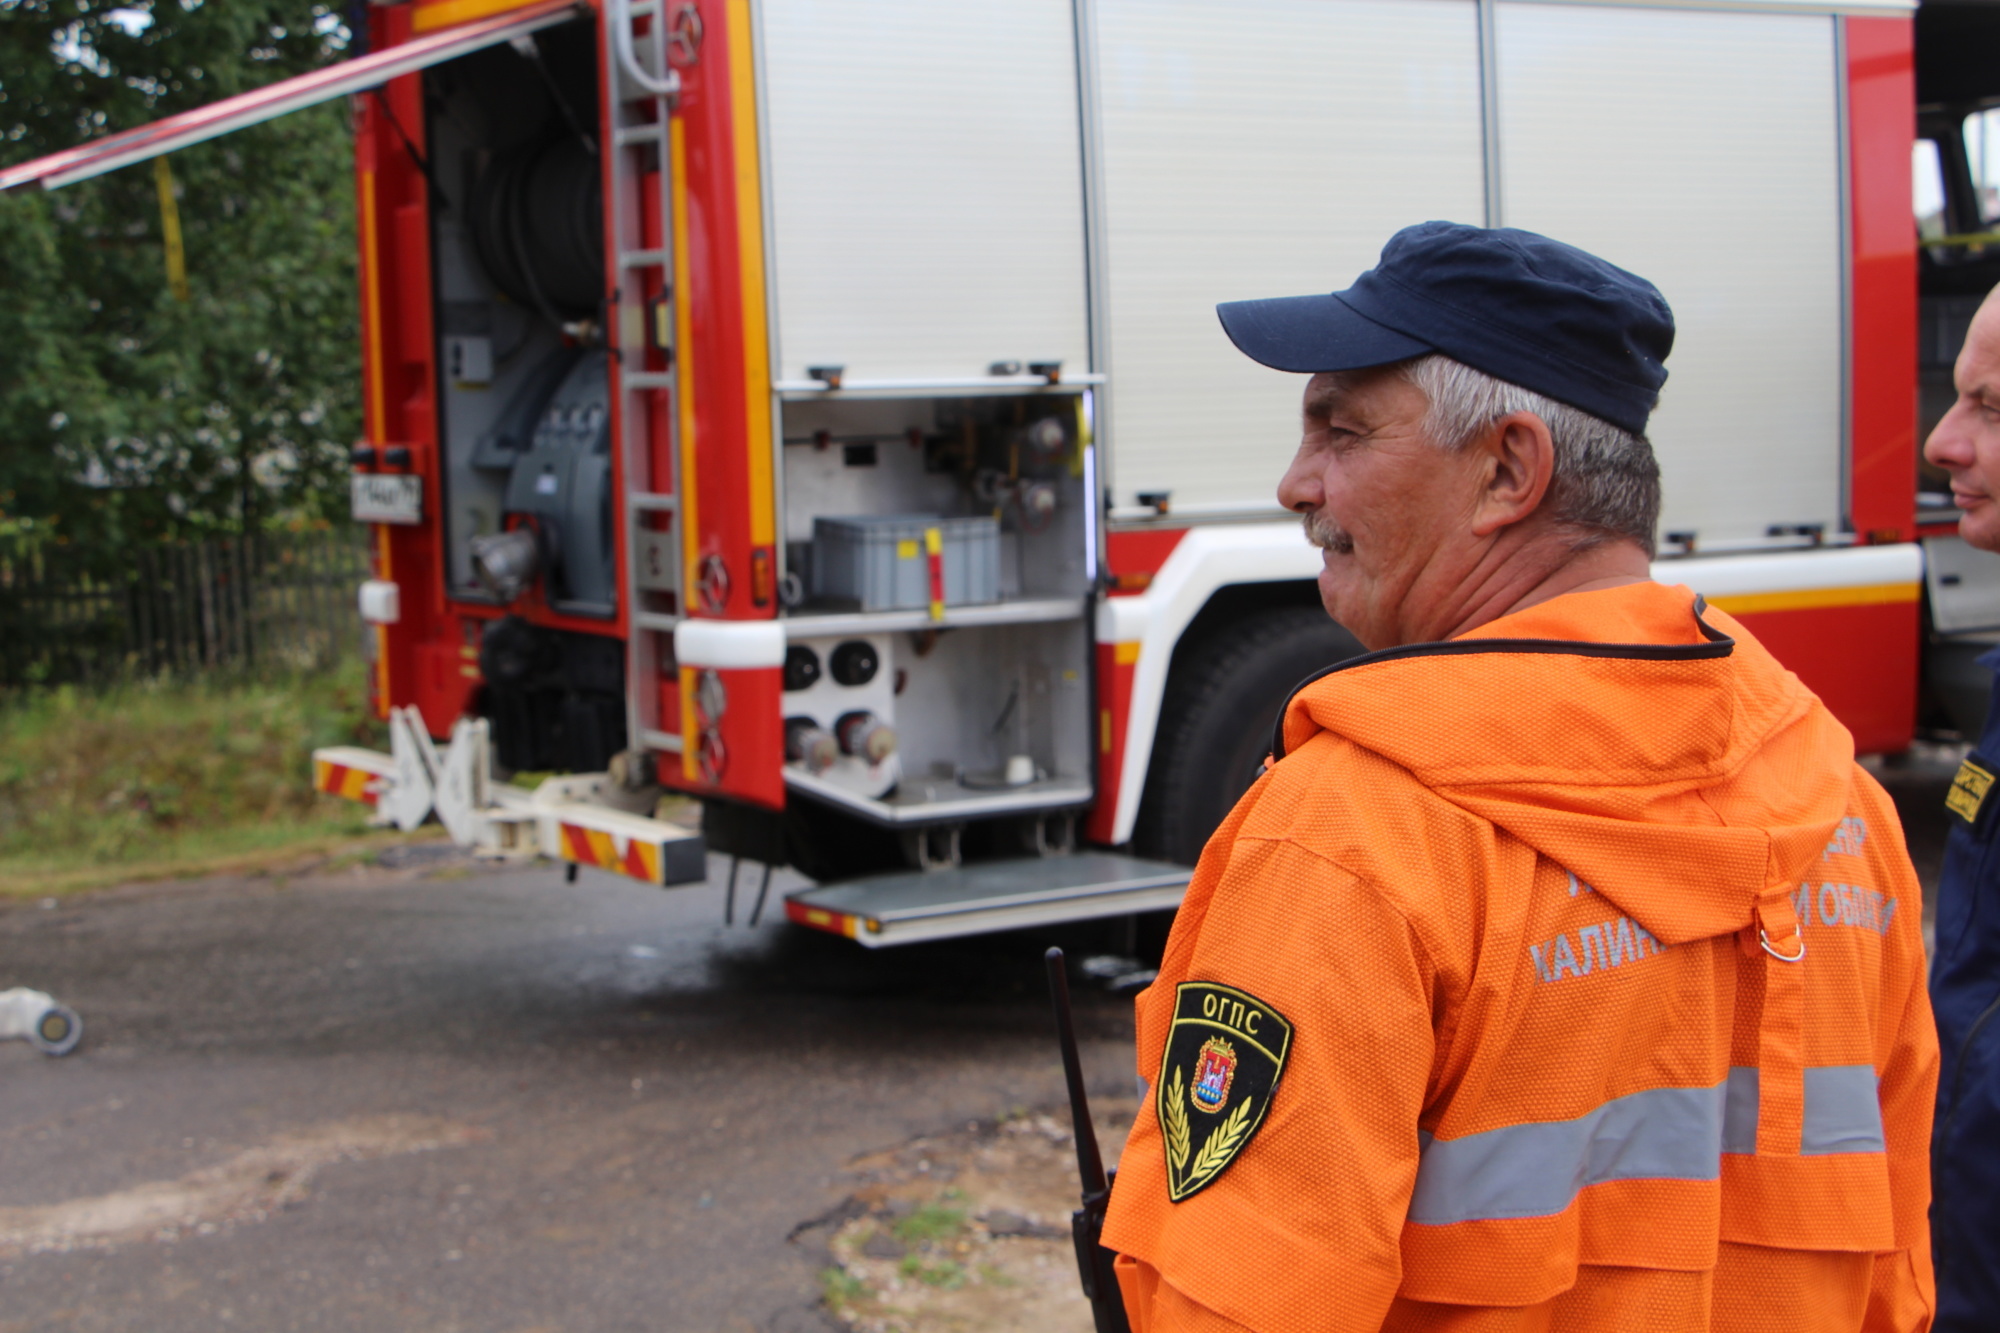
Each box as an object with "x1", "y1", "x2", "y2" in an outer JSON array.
[{"x1": 1469, "y1": 410, "x2": 1556, "y2": 537}]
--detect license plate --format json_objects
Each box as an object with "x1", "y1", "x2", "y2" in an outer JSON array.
[{"x1": 351, "y1": 474, "x2": 423, "y2": 525}]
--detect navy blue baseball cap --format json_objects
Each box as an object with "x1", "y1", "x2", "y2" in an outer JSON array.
[{"x1": 1216, "y1": 221, "x2": 1674, "y2": 436}]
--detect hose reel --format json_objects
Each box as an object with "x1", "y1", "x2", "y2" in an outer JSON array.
[{"x1": 467, "y1": 134, "x2": 604, "y2": 323}]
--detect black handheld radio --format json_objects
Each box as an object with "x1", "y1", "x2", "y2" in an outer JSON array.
[{"x1": 1045, "y1": 946, "x2": 1134, "y2": 1333}]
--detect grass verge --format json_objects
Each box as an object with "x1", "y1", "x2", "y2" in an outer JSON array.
[{"x1": 0, "y1": 662, "x2": 407, "y2": 897}]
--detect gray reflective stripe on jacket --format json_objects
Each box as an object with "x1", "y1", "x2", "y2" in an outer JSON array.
[
  {"x1": 1722, "y1": 1065, "x2": 1887, "y2": 1156},
  {"x1": 1409, "y1": 1065, "x2": 1884, "y2": 1226}
]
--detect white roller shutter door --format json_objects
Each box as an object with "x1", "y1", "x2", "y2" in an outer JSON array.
[
  {"x1": 759, "y1": 0, "x2": 1090, "y2": 384},
  {"x1": 1095, "y1": 0, "x2": 1485, "y2": 514},
  {"x1": 1495, "y1": 3, "x2": 1846, "y2": 546}
]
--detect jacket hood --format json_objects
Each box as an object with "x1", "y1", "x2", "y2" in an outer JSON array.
[{"x1": 1277, "y1": 581, "x2": 1854, "y2": 946}]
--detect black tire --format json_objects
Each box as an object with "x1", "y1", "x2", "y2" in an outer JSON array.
[{"x1": 1131, "y1": 606, "x2": 1363, "y2": 866}]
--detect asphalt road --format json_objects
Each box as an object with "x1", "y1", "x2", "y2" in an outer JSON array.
[
  {"x1": 0, "y1": 746, "x2": 1962, "y2": 1333},
  {"x1": 0, "y1": 851, "x2": 1142, "y2": 1333}
]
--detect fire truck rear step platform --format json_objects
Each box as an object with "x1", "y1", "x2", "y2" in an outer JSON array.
[
  {"x1": 785, "y1": 853, "x2": 1190, "y2": 948},
  {"x1": 313, "y1": 707, "x2": 706, "y2": 889}
]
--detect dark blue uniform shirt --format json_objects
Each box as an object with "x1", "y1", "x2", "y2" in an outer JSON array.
[{"x1": 1933, "y1": 645, "x2": 2000, "y2": 1330}]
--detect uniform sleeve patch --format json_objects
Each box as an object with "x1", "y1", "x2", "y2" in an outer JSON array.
[
  {"x1": 1948, "y1": 757, "x2": 1995, "y2": 825},
  {"x1": 1155, "y1": 981, "x2": 1293, "y2": 1203}
]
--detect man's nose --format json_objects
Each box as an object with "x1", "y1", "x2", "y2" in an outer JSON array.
[
  {"x1": 1276, "y1": 454, "x2": 1322, "y2": 513},
  {"x1": 1927, "y1": 405, "x2": 1974, "y2": 471}
]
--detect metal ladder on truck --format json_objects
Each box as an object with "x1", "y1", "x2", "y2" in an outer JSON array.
[{"x1": 603, "y1": 0, "x2": 687, "y2": 764}]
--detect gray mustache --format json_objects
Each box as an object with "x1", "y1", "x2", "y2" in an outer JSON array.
[{"x1": 1301, "y1": 511, "x2": 1354, "y2": 555}]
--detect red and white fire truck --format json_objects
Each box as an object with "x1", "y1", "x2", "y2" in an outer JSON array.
[{"x1": 9, "y1": 0, "x2": 1997, "y2": 945}]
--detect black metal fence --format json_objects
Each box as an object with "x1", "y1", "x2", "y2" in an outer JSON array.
[{"x1": 0, "y1": 529, "x2": 370, "y2": 687}]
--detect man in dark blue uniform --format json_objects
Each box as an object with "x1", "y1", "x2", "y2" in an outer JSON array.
[{"x1": 1924, "y1": 285, "x2": 2000, "y2": 1331}]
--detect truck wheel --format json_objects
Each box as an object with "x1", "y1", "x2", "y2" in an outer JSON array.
[{"x1": 1132, "y1": 606, "x2": 1363, "y2": 866}]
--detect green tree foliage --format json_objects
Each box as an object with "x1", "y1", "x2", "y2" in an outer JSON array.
[{"x1": 0, "y1": 1, "x2": 361, "y2": 561}]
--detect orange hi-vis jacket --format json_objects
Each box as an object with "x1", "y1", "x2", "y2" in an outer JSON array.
[{"x1": 1101, "y1": 582, "x2": 1938, "y2": 1333}]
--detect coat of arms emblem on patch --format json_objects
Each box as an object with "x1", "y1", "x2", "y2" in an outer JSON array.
[
  {"x1": 1156, "y1": 981, "x2": 1292, "y2": 1203},
  {"x1": 1191, "y1": 1037, "x2": 1236, "y2": 1112}
]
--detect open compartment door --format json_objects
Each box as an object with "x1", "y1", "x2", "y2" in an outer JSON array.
[{"x1": 0, "y1": 0, "x2": 584, "y2": 193}]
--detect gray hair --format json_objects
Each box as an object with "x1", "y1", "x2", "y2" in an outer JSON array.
[{"x1": 1399, "y1": 355, "x2": 1661, "y2": 557}]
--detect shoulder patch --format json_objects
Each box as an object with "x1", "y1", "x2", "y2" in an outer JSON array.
[
  {"x1": 1155, "y1": 981, "x2": 1293, "y2": 1203},
  {"x1": 1948, "y1": 756, "x2": 1995, "y2": 825}
]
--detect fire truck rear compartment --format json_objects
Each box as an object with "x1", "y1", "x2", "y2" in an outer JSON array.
[
  {"x1": 414, "y1": 22, "x2": 630, "y2": 778},
  {"x1": 412, "y1": 14, "x2": 1105, "y2": 882},
  {"x1": 773, "y1": 391, "x2": 1096, "y2": 854},
  {"x1": 424, "y1": 24, "x2": 614, "y2": 624}
]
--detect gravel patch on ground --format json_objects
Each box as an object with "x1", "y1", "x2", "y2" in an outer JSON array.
[{"x1": 798, "y1": 1102, "x2": 1139, "y2": 1333}]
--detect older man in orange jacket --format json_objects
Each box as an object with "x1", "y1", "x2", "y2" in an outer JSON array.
[{"x1": 1099, "y1": 222, "x2": 1938, "y2": 1332}]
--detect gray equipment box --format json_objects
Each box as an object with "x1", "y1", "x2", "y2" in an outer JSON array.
[{"x1": 811, "y1": 514, "x2": 1000, "y2": 611}]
